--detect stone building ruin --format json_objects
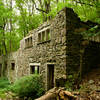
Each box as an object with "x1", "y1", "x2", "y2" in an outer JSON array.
[{"x1": 0, "y1": 7, "x2": 100, "y2": 90}]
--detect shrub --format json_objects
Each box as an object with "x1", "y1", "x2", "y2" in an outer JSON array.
[
  {"x1": 65, "y1": 75, "x2": 74, "y2": 91},
  {"x1": 0, "y1": 77, "x2": 11, "y2": 98},
  {"x1": 65, "y1": 74, "x2": 80, "y2": 91},
  {"x1": 10, "y1": 74, "x2": 45, "y2": 99},
  {"x1": 0, "y1": 77, "x2": 10, "y2": 89}
]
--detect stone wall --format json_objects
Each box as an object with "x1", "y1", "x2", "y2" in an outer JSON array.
[
  {"x1": 7, "y1": 8, "x2": 67, "y2": 90},
  {"x1": 65, "y1": 8, "x2": 85, "y2": 75},
  {"x1": 0, "y1": 7, "x2": 88, "y2": 90},
  {"x1": 82, "y1": 41, "x2": 100, "y2": 75},
  {"x1": 7, "y1": 52, "x2": 19, "y2": 82}
]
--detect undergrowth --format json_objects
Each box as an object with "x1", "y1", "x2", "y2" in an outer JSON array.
[
  {"x1": 0, "y1": 77, "x2": 11, "y2": 98},
  {"x1": 0, "y1": 75, "x2": 45, "y2": 100},
  {"x1": 10, "y1": 74, "x2": 45, "y2": 99},
  {"x1": 0, "y1": 77, "x2": 10, "y2": 89},
  {"x1": 65, "y1": 73, "x2": 81, "y2": 91}
]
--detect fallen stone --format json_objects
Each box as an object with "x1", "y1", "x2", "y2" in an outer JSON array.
[{"x1": 88, "y1": 80, "x2": 94, "y2": 84}]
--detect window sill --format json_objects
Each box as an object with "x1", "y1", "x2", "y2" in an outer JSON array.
[{"x1": 37, "y1": 40, "x2": 51, "y2": 45}]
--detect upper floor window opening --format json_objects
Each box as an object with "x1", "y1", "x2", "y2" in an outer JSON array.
[
  {"x1": 28, "y1": 38, "x2": 29, "y2": 46},
  {"x1": 25, "y1": 39, "x2": 28, "y2": 48},
  {"x1": 38, "y1": 28, "x2": 51, "y2": 43},
  {"x1": 42, "y1": 31, "x2": 46, "y2": 42},
  {"x1": 30, "y1": 37, "x2": 32, "y2": 45},
  {"x1": 46, "y1": 29, "x2": 50, "y2": 41},
  {"x1": 38, "y1": 33, "x2": 41, "y2": 43},
  {"x1": 25, "y1": 36, "x2": 33, "y2": 48}
]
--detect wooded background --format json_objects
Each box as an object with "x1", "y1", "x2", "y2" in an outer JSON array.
[{"x1": 0, "y1": 0, "x2": 100, "y2": 55}]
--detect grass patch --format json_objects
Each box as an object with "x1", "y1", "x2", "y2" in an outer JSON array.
[{"x1": 0, "y1": 77, "x2": 11, "y2": 98}]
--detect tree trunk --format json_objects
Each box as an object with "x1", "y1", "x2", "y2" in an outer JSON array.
[
  {"x1": 35, "y1": 88, "x2": 77, "y2": 100},
  {"x1": 9, "y1": 0, "x2": 13, "y2": 52}
]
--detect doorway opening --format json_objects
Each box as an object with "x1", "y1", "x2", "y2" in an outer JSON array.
[{"x1": 47, "y1": 64, "x2": 54, "y2": 90}]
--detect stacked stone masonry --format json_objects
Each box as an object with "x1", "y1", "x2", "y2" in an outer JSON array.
[{"x1": 0, "y1": 7, "x2": 96, "y2": 90}]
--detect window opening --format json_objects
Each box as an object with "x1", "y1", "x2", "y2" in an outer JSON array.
[
  {"x1": 38, "y1": 33, "x2": 41, "y2": 43},
  {"x1": 42, "y1": 31, "x2": 46, "y2": 42},
  {"x1": 28, "y1": 38, "x2": 29, "y2": 46},
  {"x1": 25, "y1": 36, "x2": 32, "y2": 48},
  {"x1": 30, "y1": 37, "x2": 32, "y2": 46},
  {"x1": 11, "y1": 63, "x2": 15, "y2": 70},
  {"x1": 30, "y1": 66, "x2": 39, "y2": 74},
  {"x1": 25, "y1": 39, "x2": 27, "y2": 48},
  {"x1": 46, "y1": 29, "x2": 50, "y2": 41}
]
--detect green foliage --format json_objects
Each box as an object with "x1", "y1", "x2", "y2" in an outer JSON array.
[
  {"x1": 65, "y1": 74, "x2": 79, "y2": 91},
  {"x1": 47, "y1": 1, "x2": 67, "y2": 19},
  {"x1": 0, "y1": 90, "x2": 6, "y2": 99},
  {"x1": 81, "y1": 25, "x2": 100, "y2": 38},
  {"x1": 0, "y1": 76, "x2": 44, "y2": 99},
  {"x1": 0, "y1": 0, "x2": 100, "y2": 55},
  {"x1": 0, "y1": 77, "x2": 10, "y2": 89},
  {"x1": 0, "y1": 77, "x2": 11, "y2": 98},
  {"x1": 10, "y1": 75, "x2": 45, "y2": 99},
  {"x1": 65, "y1": 75, "x2": 74, "y2": 91},
  {"x1": 0, "y1": 0, "x2": 43, "y2": 55},
  {"x1": 17, "y1": 14, "x2": 42, "y2": 37}
]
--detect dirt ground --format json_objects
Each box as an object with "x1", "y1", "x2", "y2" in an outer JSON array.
[
  {"x1": 36, "y1": 68, "x2": 100, "y2": 100},
  {"x1": 75, "y1": 68, "x2": 100, "y2": 100}
]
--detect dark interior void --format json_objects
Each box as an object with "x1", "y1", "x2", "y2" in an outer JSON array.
[
  {"x1": 11, "y1": 63, "x2": 15, "y2": 70},
  {"x1": 82, "y1": 41, "x2": 100, "y2": 74},
  {"x1": 47, "y1": 64, "x2": 54, "y2": 90},
  {"x1": 30, "y1": 66, "x2": 35, "y2": 74}
]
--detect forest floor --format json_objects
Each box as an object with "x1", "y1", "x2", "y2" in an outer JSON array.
[
  {"x1": 75, "y1": 68, "x2": 100, "y2": 100},
  {"x1": 36, "y1": 68, "x2": 100, "y2": 100},
  {"x1": 0, "y1": 68, "x2": 100, "y2": 100}
]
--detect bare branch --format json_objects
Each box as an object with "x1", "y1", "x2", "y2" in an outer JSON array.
[{"x1": 32, "y1": 0, "x2": 47, "y2": 13}]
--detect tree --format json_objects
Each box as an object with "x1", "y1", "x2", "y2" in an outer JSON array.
[
  {"x1": 15, "y1": 0, "x2": 42, "y2": 37},
  {"x1": 0, "y1": 0, "x2": 100, "y2": 55}
]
